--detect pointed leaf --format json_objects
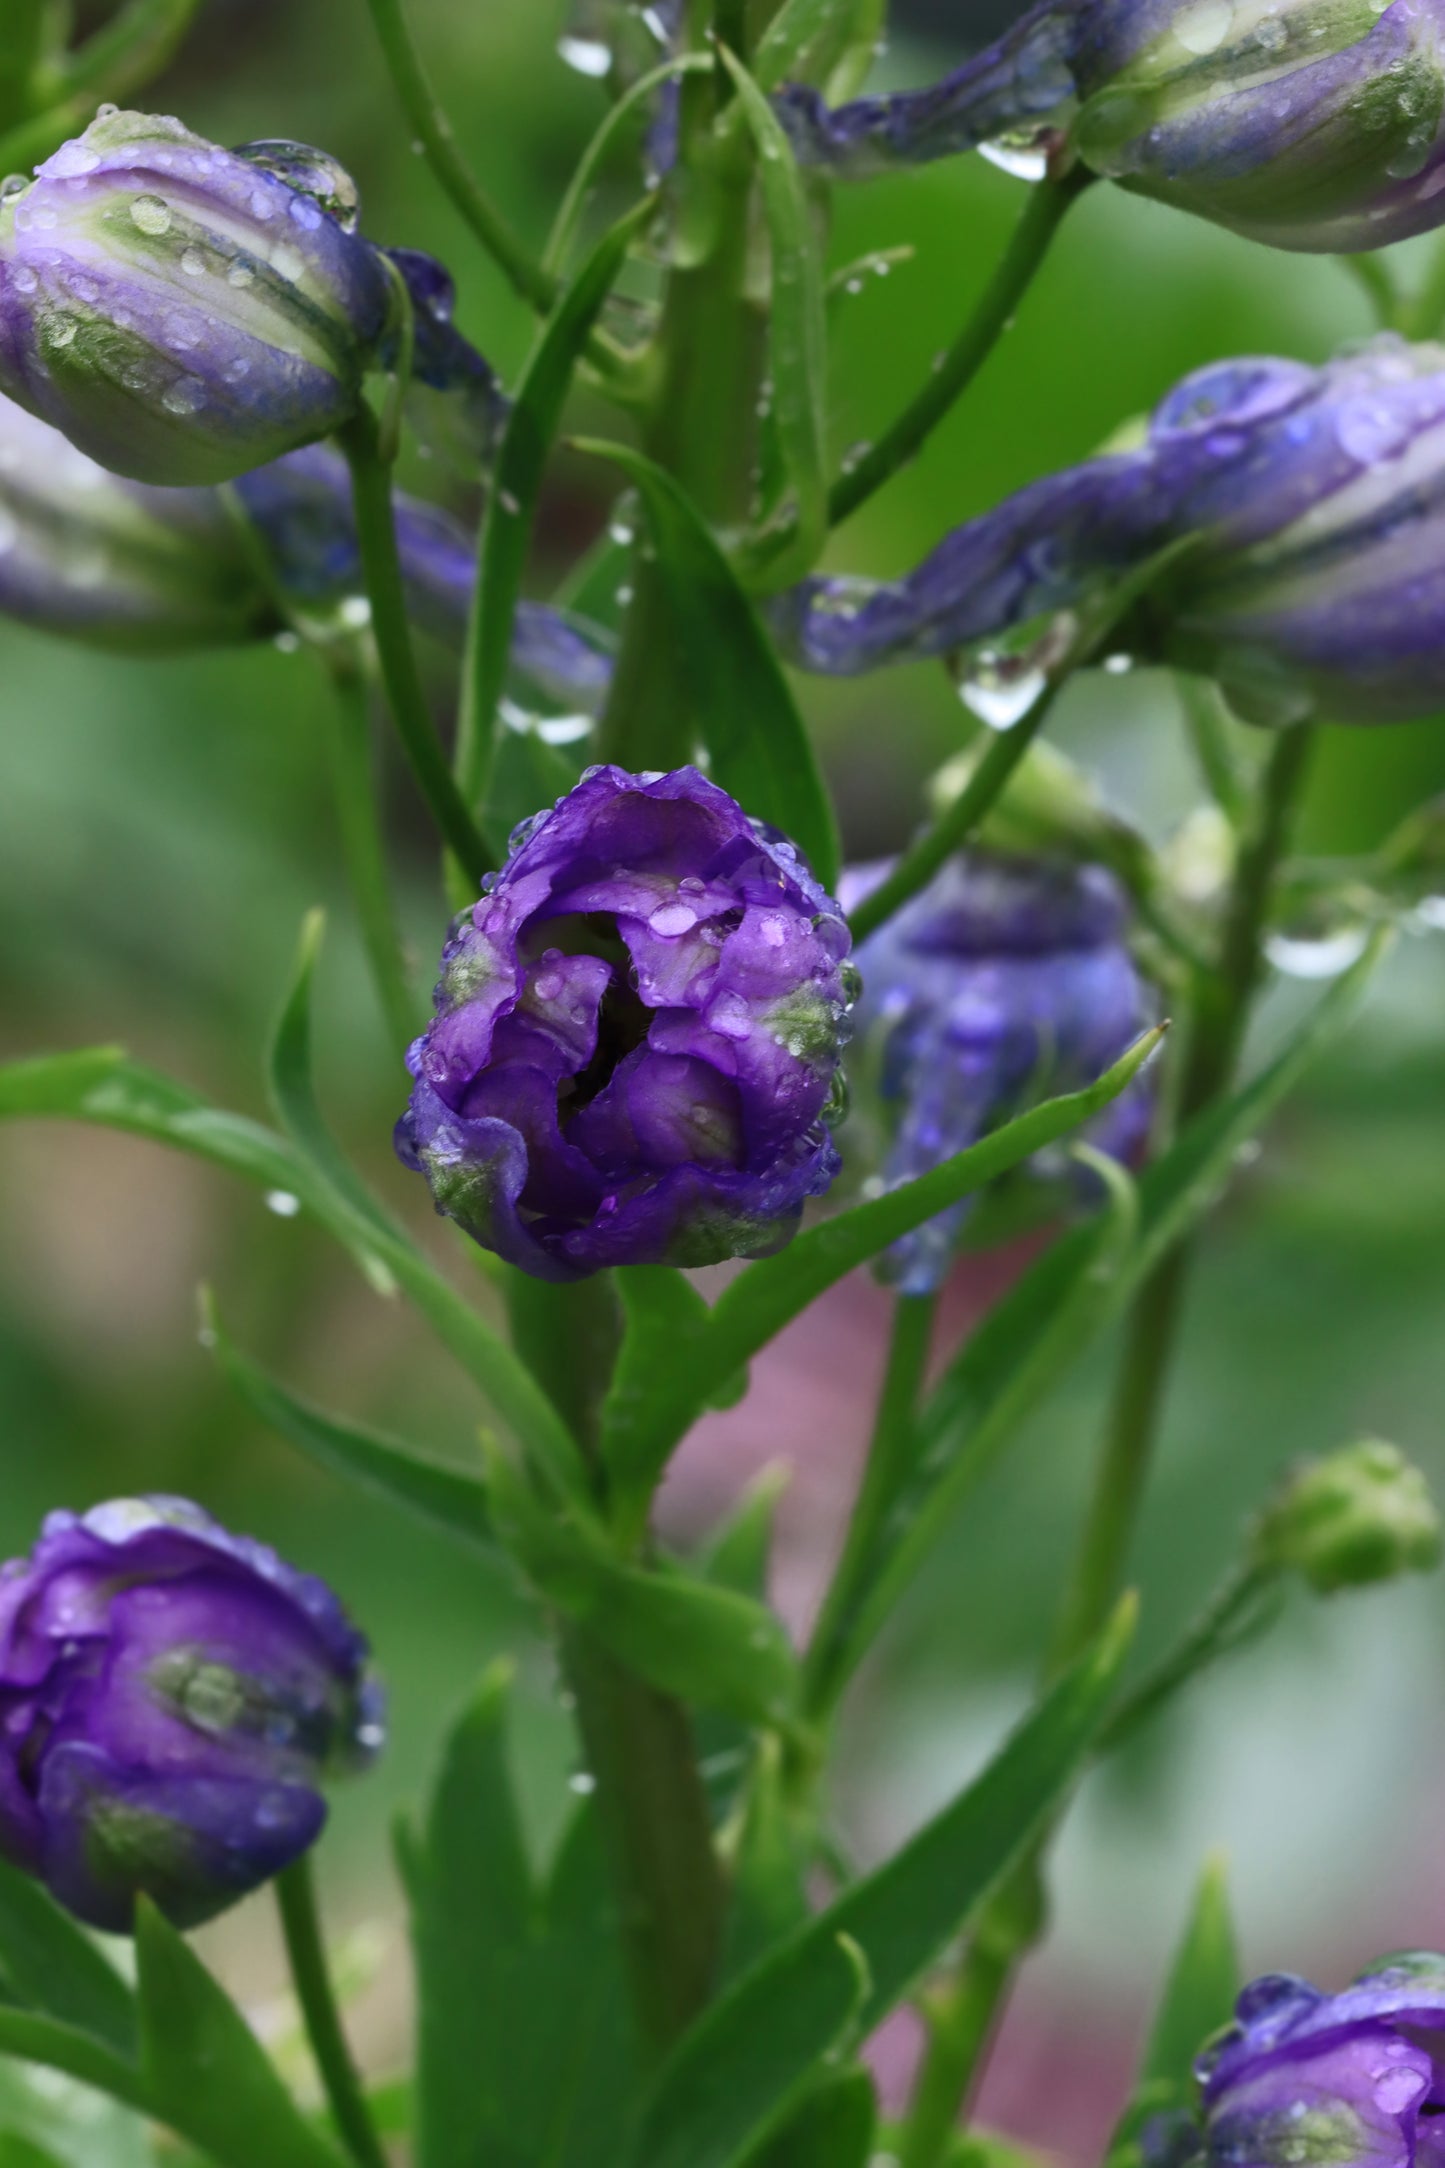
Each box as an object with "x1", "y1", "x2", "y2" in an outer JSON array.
[
  {"x1": 573, "y1": 439, "x2": 840, "y2": 889},
  {"x1": 487, "y1": 1450, "x2": 797, "y2": 1724},
  {"x1": 1108, "y1": 1858, "x2": 1239, "y2": 2168},
  {"x1": 266, "y1": 910, "x2": 395, "y2": 1241},
  {"x1": 628, "y1": 1602, "x2": 1134, "y2": 2168},
  {"x1": 0, "y1": 2011, "x2": 144, "y2": 2117},
  {"x1": 743, "y1": 2068, "x2": 877, "y2": 2168},
  {"x1": 136, "y1": 1901, "x2": 344, "y2": 2168},
  {"x1": 459, "y1": 199, "x2": 655, "y2": 812},
  {"x1": 697, "y1": 1468, "x2": 790, "y2": 1600},
  {"x1": 862, "y1": 932, "x2": 1393, "y2": 1658},
  {"x1": 0, "y1": 1860, "x2": 134, "y2": 2061},
  {"x1": 719, "y1": 50, "x2": 828, "y2": 587},
  {"x1": 627, "y1": 1936, "x2": 869, "y2": 2168},
  {"x1": 204, "y1": 1296, "x2": 492, "y2": 1550},
  {"x1": 411, "y1": 1667, "x2": 535, "y2": 2168},
  {"x1": 604, "y1": 1027, "x2": 1163, "y2": 1506}
]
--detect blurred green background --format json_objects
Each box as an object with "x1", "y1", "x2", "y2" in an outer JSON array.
[{"x1": 2, "y1": 0, "x2": 1444, "y2": 2154}]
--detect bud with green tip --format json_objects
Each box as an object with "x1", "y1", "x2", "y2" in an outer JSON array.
[
  {"x1": 1253, "y1": 1439, "x2": 1442, "y2": 1594},
  {"x1": 0, "y1": 109, "x2": 486, "y2": 485}
]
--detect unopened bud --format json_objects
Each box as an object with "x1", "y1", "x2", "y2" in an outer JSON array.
[{"x1": 1254, "y1": 1439, "x2": 1442, "y2": 1594}]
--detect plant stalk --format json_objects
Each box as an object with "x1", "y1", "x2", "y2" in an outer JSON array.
[
  {"x1": 802, "y1": 1292, "x2": 937, "y2": 1725},
  {"x1": 898, "y1": 725, "x2": 1316, "y2": 2167},
  {"x1": 339, "y1": 408, "x2": 493, "y2": 886},
  {"x1": 829, "y1": 168, "x2": 1091, "y2": 529},
  {"x1": 320, "y1": 653, "x2": 417, "y2": 1053},
  {"x1": 276, "y1": 1858, "x2": 389, "y2": 2168}
]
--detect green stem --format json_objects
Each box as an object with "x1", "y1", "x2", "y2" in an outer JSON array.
[
  {"x1": 361, "y1": 0, "x2": 556, "y2": 315},
  {"x1": 1094, "y1": 1563, "x2": 1281, "y2": 1758},
  {"x1": 897, "y1": 726, "x2": 1315, "y2": 2168},
  {"x1": 319, "y1": 653, "x2": 417, "y2": 1052},
  {"x1": 511, "y1": 1279, "x2": 726, "y2": 2062},
  {"x1": 848, "y1": 532, "x2": 1200, "y2": 948},
  {"x1": 848, "y1": 695, "x2": 1060, "y2": 946},
  {"x1": 802, "y1": 1293, "x2": 937, "y2": 1725},
  {"x1": 338, "y1": 409, "x2": 493, "y2": 886},
  {"x1": 829, "y1": 169, "x2": 1091, "y2": 529},
  {"x1": 275, "y1": 1859, "x2": 388, "y2": 2168}
]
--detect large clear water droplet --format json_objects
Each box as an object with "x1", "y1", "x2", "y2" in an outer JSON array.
[
  {"x1": 979, "y1": 130, "x2": 1050, "y2": 183},
  {"x1": 234, "y1": 140, "x2": 361, "y2": 232},
  {"x1": 557, "y1": 34, "x2": 612, "y2": 75},
  {"x1": 1265, "y1": 926, "x2": 1371, "y2": 978},
  {"x1": 957, "y1": 650, "x2": 1048, "y2": 730}
]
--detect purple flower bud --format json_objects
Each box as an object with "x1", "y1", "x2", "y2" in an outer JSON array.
[
  {"x1": 0, "y1": 112, "x2": 492, "y2": 485},
  {"x1": 0, "y1": 1496, "x2": 381, "y2": 1932},
  {"x1": 777, "y1": 0, "x2": 1445, "y2": 253},
  {"x1": 777, "y1": 336, "x2": 1445, "y2": 728},
  {"x1": 843, "y1": 852, "x2": 1156, "y2": 1294},
  {"x1": 396, "y1": 765, "x2": 854, "y2": 1280},
  {"x1": 0, "y1": 389, "x2": 268, "y2": 650},
  {"x1": 1168, "y1": 1956, "x2": 1445, "y2": 2168},
  {"x1": 232, "y1": 446, "x2": 615, "y2": 704}
]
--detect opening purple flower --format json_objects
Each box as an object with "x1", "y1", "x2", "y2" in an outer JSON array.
[
  {"x1": 1168, "y1": 1957, "x2": 1445, "y2": 2168},
  {"x1": 0, "y1": 1496, "x2": 381, "y2": 1932},
  {"x1": 396, "y1": 765, "x2": 855, "y2": 1280},
  {"x1": 843, "y1": 852, "x2": 1157, "y2": 1294}
]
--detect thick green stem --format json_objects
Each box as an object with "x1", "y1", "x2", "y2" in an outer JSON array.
[
  {"x1": 320, "y1": 655, "x2": 417, "y2": 1053},
  {"x1": 802, "y1": 1293, "x2": 937, "y2": 1725},
  {"x1": 339, "y1": 410, "x2": 492, "y2": 886},
  {"x1": 562, "y1": 1626, "x2": 727, "y2": 2059},
  {"x1": 829, "y1": 169, "x2": 1091, "y2": 529},
  {"x1": 511, "y1": 1278, "x2": 727, "y2": 2062},
  {"x1": 361, "y1": 0, "x2": 556, "y2": 314},
  {"x1": 898, "y1": 727, "x2": 1316, "y2": 2168},
  {"x1": 275, "y1": 1858, "x2": 388, "y2": 2168}
]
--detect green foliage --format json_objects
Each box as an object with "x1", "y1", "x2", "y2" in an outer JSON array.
[
  {"x1": 1107, "y1": 1859, "x2": 1240, "y2": 2168},
  {"x1": 403, "y1": 1668, "x2": 637, "y2": 2168},
  {"x1": 627, "y1": 1601, "x2": 1133, "y2": 2168},
  {"x1": 575, "y1": 440, "x2": 841, "y2": 887}
]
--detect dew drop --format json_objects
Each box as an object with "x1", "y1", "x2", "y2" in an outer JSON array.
[
  {"x1": 264, "y1": 1189, "x2": 302, "y2": 1218},
  {"x1": 161, "y1": 375, "x2": 206, "y2": 415},
  {"x1": 557, "y1": 33, "x2": 612, "y2": 74},
  {"x1": 10, "y1": 265, "x2": 36, "y2": 293},
  {"x1": 130, "y1": 192, "x2": 172, "y2": 236},
  {"x1": 568, "y1": 1770, "x2": 598, "y2": 1794},
  {"x1": 180, "y1": 246, "x2": 206, "y2": 277},
  {"x1": 957, "y1": 651, "x2": 1046, "y2": 730},
  {"x1": 1173, "y1": 0, "x2": 1234, "y2": 52},
  {"x1": 650, "y1": 901, "x2": 698, "y2": 937},
  {"x1": 227, "y1": 262, "x2": 255, "y2": 288},
  {"x1": 758, "y1": 911, "x2": 789, "y2": 948},
  {"x1": 1265, "y1": 927, "x2": 1371, "y2": 978},
  {"x1": 270, "y1": 241, "x2": 305, "y2": 281}
]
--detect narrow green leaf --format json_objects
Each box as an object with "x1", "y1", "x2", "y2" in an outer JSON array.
[
  {"x1": 0, "y1": 1860, "x2": 134, "y2": 2061},
  {"x1": 0, "y1": 2011, "x2": 144, "y2": 2118},
  {"x1": 1108, "y1": 1858, "x2": 1238, "y2": 2167},
  {"x1": 573, "y1": 440, "x2": 840, "y2": 890},
  {"x1": 742, "y1": 2068, "x2": 877, "y2": 2168},
  {"x1": 601, "y1": 1267, "x2": 712, "y2": 1499},
  {"x1": 544, "y1": 56, "x2": 710, "y2": 275},
  {"x1": 269, "y1": 918, "x2": 594, "y2": 1504},
  {"x1": 204, "y1": 1295, "x2": 492, "y2": 1550},
  {"x1": 697, "y1": 1467, "x2": 790, "y2": 1599},
  {"x1": 459, "y1": 199, "x2": 655, "y2": 811},
  {"x1": 1141, "y1": 1857, "x2": 1239, "y2": 2093},
  {"x1": 719, "y1": 50, "x2": 828, "y2": 586},
  {"x1": 411, "y1": 1667, "x2": 534, "y2": 2168},
  {"x1": 480, "y1": 718, "x2": 585, "y2": 859},
  {"x1": 753, "y1": 0, "x2": 859, "y2": 89},
  {"x1": 136, "y1": 1901, "x2": 345, "y2": 2168},
  {"x1": 534, "y1": 1808, "x2": 641, "y2": 2168},
  {"x1": 0, "y1": 2137, "x2": 70, "y2": 2168},
  {"x1": 627, "y1": 1936, "x2": 869, "y2": 2168},
  {"x1": 0, "y1": 1035, "x2": 587, "y2": 1512},
  {"x1": 487, "y1": 1451, "x2": 799, "y2": 1726},
  {"x1": 605, "y1": 1027, "x2": 1164, "y2": 1511},
  {"x1": 718, "y1": 1738, "x2": 811, "y2": 1986},
  {"x1": 628, "y1": 1603, "x2": 1134, "y2": 2168},
  {"x1": 266, "y1": 910, "x2": 395, "y2": 1240},
  {"x1": 831, "y1": 935, "x2": 1388, "y2": 1697}
]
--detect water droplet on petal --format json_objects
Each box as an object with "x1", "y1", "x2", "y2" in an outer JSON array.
[
  {"x1": 649, "y1": 901, "x2": 698, "y2": 937},
  {"x1": 130, "y1": 192, "x2": 172, "y2": 236}
]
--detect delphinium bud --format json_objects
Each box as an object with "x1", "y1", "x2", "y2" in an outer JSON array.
[
  {"x1": 232, "y1": 445, "x2": 615, "y2": 704},
  {"x1": 0, "y1": 1496, "x2": 382, "y2": 1931},
  {"x1": 776, "y1": 337, "x2": 1445, "y2": 729},
  {"x1": 1157, "y1": 1955, "x2": 1445, "y2": 2168},
  {"x1": 0, "y1": 110, "x2": 490, "y2": 485},
  {"x1": 396, "y1": 766, "x2": 855, "y2": 1279},
  {"x1": 777, "y1": 0, "x2": 1445, "y2": 253},
  {"x1": 0, "y1": 389, "x2": 268, "y2": 650},
  {"x1": 842, "y1": 851, "x2": 1156, "y2": 1294},
  {"x1": 1253, "y1": 1440, "x2": 1442, "y2": 1593}
]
